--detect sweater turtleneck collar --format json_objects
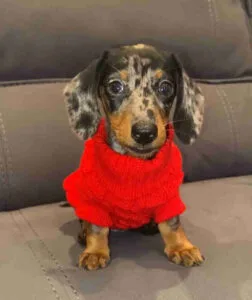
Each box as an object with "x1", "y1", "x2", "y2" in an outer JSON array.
[{"x1": 78, "y1": 120, "x2": 183, "y2": 200}]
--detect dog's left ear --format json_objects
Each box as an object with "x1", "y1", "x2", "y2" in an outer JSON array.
[
  {"x1": 169, "y1": 54, "x2": 205, "y2": 144},
  {"x1": 63, "y1": 52, "x2": 108, "y2": 141}
]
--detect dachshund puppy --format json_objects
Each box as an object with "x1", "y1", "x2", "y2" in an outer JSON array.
[{"x1": 64, "y1": 44, "x2": 205, "y2": 270}]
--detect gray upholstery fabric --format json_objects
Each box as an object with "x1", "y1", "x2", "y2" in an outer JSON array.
[
  {"x1": 179, "y1": 82, "x2": 252, "y2": 182},
  {"x1": 0, "y1": 82, "x2": 81, "y2": 211},
  {"x1": 1, "y1": 81, "x2": 252, "y2": 211},
  {"x1": 1, "y1": 0, "x2": 252, "y2": 81},
  {"x1": 1, "y1": 176, "x2": 251, "y2": 300}
]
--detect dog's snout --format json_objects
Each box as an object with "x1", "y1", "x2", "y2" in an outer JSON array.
[{"x1": 131, "y1": 122, "x2": 157, "y2": 145}]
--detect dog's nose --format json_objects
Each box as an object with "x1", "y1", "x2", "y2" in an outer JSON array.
[{"x1": 131, "y1": 122, "x2": 158, "y2": 145}]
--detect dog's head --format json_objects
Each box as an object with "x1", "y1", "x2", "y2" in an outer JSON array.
[{"x1": 64, "y1": 44, "x2": 205, "y2": 158}]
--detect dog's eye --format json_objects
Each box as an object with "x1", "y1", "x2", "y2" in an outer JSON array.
[
  {"x1": 107, "y1": 80, "x2": 124, "y2": 95},
  {"x1": 158, "y1": 80, "x2": 174, "y2": 97}
]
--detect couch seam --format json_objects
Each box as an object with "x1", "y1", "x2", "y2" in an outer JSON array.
[
  {"x1": 215, "y1": 87, "x2": 236, "y2": 158},
  {"x1": 211, "y1": 0, "x2": 219, "y2": 37},
  {"x1": 218, "y1": 87, "x2": 240, "y2": 165},
  {"x1": 207, "y1": 0, "x2": 217, "y2": 37},
  {"x1": 0, "y1": 136, "x2": 6, "y2": 204},
  {"x1": 1, "y1": 78, "x2": 252, "y2": 88},
  {"x1": 19, "y1": 210, "x2": 81, "y2": 300},
  {"x1": 10, "y1": 211, "x2": 64, "y2": 300},
  {"x1": 0, "y1": 78, "x2": 69, "y2": 88},
  {"x1": 195, "y1": 77, "x2": 252, "y2": 84},
  {"x1": 0, "y1": 112, "x2": 12, "y2": 210}
]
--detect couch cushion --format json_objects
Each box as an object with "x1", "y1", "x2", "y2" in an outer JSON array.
[
  {"x1": 179, "y1": 81, "x2": 252, "y2": 182},
  {"x1": 1, "y1": 176, "x2": 251, "y2": 300},
  {"x1": 0, "y1": 81, "x2": 82, "y2": 211},
  {"x1": 0, "y1": 0, "x2": 252, "y2": 81},
  {"x1": 1, "y1": 80, "x2": 252, "y2": 210}
]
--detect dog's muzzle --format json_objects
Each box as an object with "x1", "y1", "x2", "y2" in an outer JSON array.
[{"x1": 131, "y1": 122, "x2": 158, "y2": 145}]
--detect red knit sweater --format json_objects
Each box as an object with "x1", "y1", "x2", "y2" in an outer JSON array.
[{"x1": 63, "y1": 120, "x2": 185, "y2": 229}]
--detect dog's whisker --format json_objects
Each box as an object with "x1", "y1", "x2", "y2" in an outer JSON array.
[
  {"x1": 164, "y1": 66, "x2": 181, "y2": 73},
  {"x1": 108, "y1": 64, "x2": 121, "y2": 74},
  {"x1": 165, "y1": 118, "x2": 191, "y2": 125},
  {"x1": 171, "y1": 129, "x2": 193, "y2": 138}
]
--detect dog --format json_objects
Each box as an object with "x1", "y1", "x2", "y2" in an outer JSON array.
[{"x1": 63, "y1": 44, "x2": 205, "y2": 271}]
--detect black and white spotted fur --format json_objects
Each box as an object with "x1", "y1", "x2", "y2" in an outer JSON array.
[{"x1": 63, "y1": 44, "x2": 205, "y2": 149}]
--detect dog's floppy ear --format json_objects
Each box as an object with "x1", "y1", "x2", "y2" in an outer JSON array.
[
  {"x1": 171, "y1": 54, "x2": 205, "y2": 144},
  {"x1": 63, "y1": 53, "x2": 107, "y2": 140}
]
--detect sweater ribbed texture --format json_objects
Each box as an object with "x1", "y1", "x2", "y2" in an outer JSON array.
[{"x1": 63, "y1": 120, "x2": 185, "y2": 229}]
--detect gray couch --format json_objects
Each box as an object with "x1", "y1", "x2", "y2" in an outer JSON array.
[{"x1": 1, "y1": 1, "x2": 252, "y2": 299}]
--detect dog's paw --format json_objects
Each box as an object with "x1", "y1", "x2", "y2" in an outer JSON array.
[
  {"x1": 78, "y1": 251, "x2": 110, "y2": 270},
  {"x1": 165, "y1": 246, "x2": 205, "y2": 267}
]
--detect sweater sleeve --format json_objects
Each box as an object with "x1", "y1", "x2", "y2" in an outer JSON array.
[
  {"x1": 153, "y1": 192, "x2": 186, "y2": 224},
  {"x1": 74, "y1": 202, "x2": 113, "y2": 227},
  {"x1": 63, "y1": 171, "x2": 113, "y2": 227}
]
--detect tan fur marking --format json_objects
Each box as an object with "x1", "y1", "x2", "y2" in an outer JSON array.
[
  {"x1": 158, "y1": 222, "x2": 204, "y2": 267},
  {"x1": 123, "y1": 44, "x2": 155, "y2": 51},
  {"x1": 119, "y1": 70, "x2": 128, "y2": 81},
  {"x1": 132, "y1": 44, "x2": 146, "y2": 49},
  {"x1": 78, "y1": 222, "x2": 110, "y2": 270},
  {"x1": 151, "y1": 107, "x2": 167, "y2": 148},
  {"x1": 155, "y1": 69, "x2": 163, "y2": 79},
  {"x1": 110, "y1": 111, "x2": 133, "y2": 147},
  {"x1": 63, "y1": 76, "x2": 78, "y2": 97}
]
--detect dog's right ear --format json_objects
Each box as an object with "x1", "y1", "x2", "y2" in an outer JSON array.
[{"x1": 63, "y1": 52, "x2": 108, "y2": 140}]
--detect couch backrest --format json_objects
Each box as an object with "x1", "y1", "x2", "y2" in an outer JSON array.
[{"x1": 1, "y1": 0, "x2": 252, "y2": 81}]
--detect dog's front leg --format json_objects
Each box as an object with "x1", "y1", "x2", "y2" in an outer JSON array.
[
  {"x1": 78, "y1": 220, "x2": 110, "y2": 270},
  {"x1": 158, "y1": 216, "x2": 204, "y2": 267}
]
